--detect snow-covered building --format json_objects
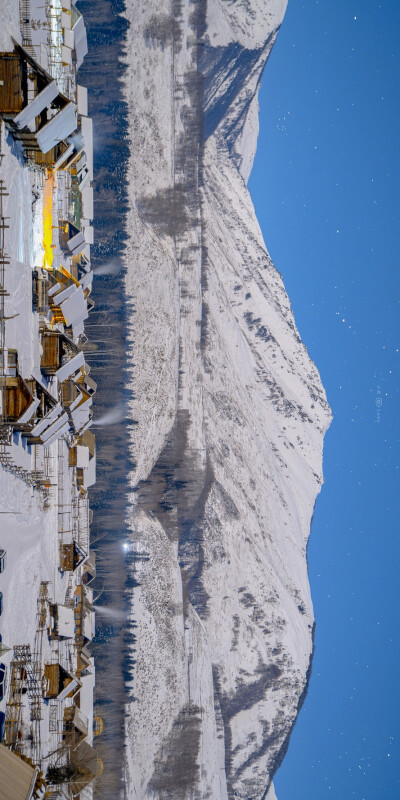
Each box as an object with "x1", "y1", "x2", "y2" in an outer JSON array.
[
  {"x1": 69, "y1": 430, "x2": 96, "y2": 489},
  {"x1": 0, "y1": 3, "x2": 99, "y2": 796},
  {"x1": 47, "y1": 274, "x2": 91, "y2": 344},
  {"x1": 0, "y1": 45, "x2": 77, "y2": 164},
  {"x1": 82, "y1": 550, "x2": 96, "y2": 587},
  {"x1": 49, "y1": 604, "x2": 75, "y2": 641},
  {"x1": 0, "y1": 351, "x2": 60, "y2": 437},
  {"x1": 60, "y1": 540, "x2": 86, "y2": 573},
  {"x1": 44, "y1": 663, "x2": 78, "y2": 701},
  {"x1": 71, "y1": 3, "x2": 88, "y2": 68},
  {"x1": 0, "y1": 743, "x2": 44, "y2": 800}
]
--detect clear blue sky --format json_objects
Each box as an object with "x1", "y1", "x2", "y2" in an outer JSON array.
[{"x1": 249, "y1": 1, "x2": 400, "y2": 798}]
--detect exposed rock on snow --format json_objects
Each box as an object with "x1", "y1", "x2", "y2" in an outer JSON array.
[{"x1": 123, "y1": 1, "x2": 331, "y2": 799}]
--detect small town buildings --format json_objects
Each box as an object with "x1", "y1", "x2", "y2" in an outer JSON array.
[
  {"x1": 40, "y1": 331, "x2": 80, "y2": 376},
  {"x1": 0, "y1": 45, "x2": 77, "y2": 163},
  {"x1": 0, "y1": 5, "x2": 101, "y2": 798},
  {"x1": 0, "y1": 373, "x2": 37, "y2": 424},
  {"x1": 69, "y1": 430, "x2": 96, "y2": 489},
  {"x1": 74, "y1": 585, "x2": 95, "y2": 649}
]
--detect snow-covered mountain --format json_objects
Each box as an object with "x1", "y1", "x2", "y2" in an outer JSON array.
[{"x1": 123, "y1": 1, "x2": 331, "y2": 798}]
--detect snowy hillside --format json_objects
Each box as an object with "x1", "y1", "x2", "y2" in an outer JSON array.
[{"x1": 123, "y1": 1, "x2": 331, "y2": 798}]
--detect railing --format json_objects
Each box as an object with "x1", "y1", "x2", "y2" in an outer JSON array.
[{"x1": 19, "y1": 0, "x2": 36, "y2": 56}]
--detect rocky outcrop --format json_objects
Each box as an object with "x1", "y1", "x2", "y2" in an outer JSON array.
[{"x1": 123, "y1": 1, "x2": 331, "y2": 798}]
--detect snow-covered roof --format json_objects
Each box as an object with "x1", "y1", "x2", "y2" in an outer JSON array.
[
  {"x1": 55, "y1": 350, "x2": 85, "y2": 383},
  {"x1": 79, "y1": 169, "x2": 91, "y2": 192},
  {"x1": 53, "y1": 283, "x2": 76, "y2": 304},
  {"x1": 73, "y1": 707, "x2": 89, "y2": 738},
  {"x1": 0, "y1": 744, "x2": 38, "y2": 800},
  {"x1": 30, "y1": 403, "x2": 63, "y2": 438},
  {"x1": 53, "y1": 142, "x2": 74, "y2": 171},
  {"x1": 48, "y1": 282, "x2": 63, "y2": 297},
  {"x1": 80, "y1": 116, "x2": 93, "y2": 177},
  {"x1": 77, "y1": 151, "x2": 87, "y2": 172},
  {"x1": 70, "y1": 389, "x2": 84, "y2": 412},
  {"x1": 36, "y1": 103, "x2": 77, "y2": 154},
  {"x1": 73, "y1": 13, "x2": 88, "y2": 68},
  {"x1": 17, "y1": 397, "x2": 40, "y2": 424},
  {"x1": 76, "y1": 445, "x2": 90, "y2": 469},
  {"x1": 14, "y1": 81, "x2": 59, "y2": 129},
  {"x1": 61, "y1": 45, "x2": 72, "y2": 66},
  {"x1": 85, "y1": 550, "x2": 96, "y2": 576},
  {"x1": 80, "y1": 270, "x2": 93, "y2": 292},
  {"x1": 84, "y1": 225, "x2": 94, "y2": 244},
  {"x1": 82, "y1": 609, "x2": 95, "y2": 642},
  {"x1": 57, "y1": 677, "x2": 80, "y2": 702},
  {"x1": 76, "y1": 85, "x2": 88, "y2": 117},
  {"x1": 70, "y1": 397, "x2": 92, "y2": 433},
  {"x1": 67, "y1": 230, "x2": 85, "y2": 255},
  {"x1": 84, "y1": 455, "x2": 96, "y2": 489},
  {"x1": 45, "y1": 420, "x2": 69, "y2": 447},
  {"x1": 64, "y1": 28, "x2": 74, "y2": 50},
  {"x1": 59, "y1": 285, "x2": 88, "y2": 334},
  {"x1": 57, "y1": 605, "x2": 75, "y2": 638},
  {"x1": 62, "y1": 10, "x2": 71, "y2": 30},
  {"x1": 81, "y1": 186, "x2": 93, "y2": 221},
  {"x1": 39, "y1": 411, "x2": 69, "y2": 444},
  {"x1": 71, "y1": 318, "x2": 85, "y2": 340}
]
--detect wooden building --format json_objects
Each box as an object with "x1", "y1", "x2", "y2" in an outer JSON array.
[
  {"x1": 0, "y1": 44, "x2": 77, "y2": 164},
  {"x1": 58, "y1": 220, "x2": 80, "y2": 253},
  {"x1": 63, "y1": 705, "x2": 89, "y2": 744},
  {"x1": 40, "y1": 330, "x2": 80, "y2": 376},
  {"x1": 40, "y1": 332, "x2": 60, "y2": 374},
  {"x1": 60, "y1": 541, "x2": 86, "y2": 572},
  {"x1": 0, "y1": 374, "x2": 36, "y2": 424},
  {"x1": 0, "y1": 53, "x2": 23, "y2": 114},
  {"x1": 44, "y1": 663, "x2": 78, "y2": 700}
]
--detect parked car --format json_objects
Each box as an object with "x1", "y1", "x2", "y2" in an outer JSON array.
[
  {"x1": 0, "y1": 711, "x2": 5, "y2": 742},
  {"x1": 0, "y1": 663, "x2": 6, "y2": 702},
  {"x1": 0, "y1": 550, "x2": 5, "y2": 573}
]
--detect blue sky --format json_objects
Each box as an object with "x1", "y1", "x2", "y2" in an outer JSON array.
[{"x1": 249, "y1": 1, "x2": 400, "y2": 798}]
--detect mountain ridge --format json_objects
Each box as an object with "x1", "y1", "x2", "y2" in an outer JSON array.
[{"x1": 123, "y1": 1, "x2": 331, "y2": 797}]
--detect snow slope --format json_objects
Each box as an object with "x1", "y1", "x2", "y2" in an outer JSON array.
[{"x1": 123, "y1": 1, "x2": 331, "y2": 798}]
